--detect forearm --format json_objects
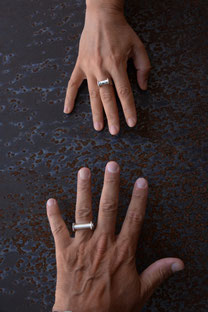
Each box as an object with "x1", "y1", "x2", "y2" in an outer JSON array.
[{"x1": 86, "y1": 0, "x2": 124, "y2": 13}]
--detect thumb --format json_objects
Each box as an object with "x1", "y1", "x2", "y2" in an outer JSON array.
[
  {"x1": 140, "y1": 258, "x2": 184, "y2": 301},
  {"x1": 132, "y1": 39, "x2": 151, "y2": 90}
]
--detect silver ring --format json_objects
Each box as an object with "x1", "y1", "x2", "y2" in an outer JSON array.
[
  {"x1": 97, "y1": 78, "x2": 112, "y2": 87},
  {"x1": 72, "y1": 221, "x2": 95, "y2": 232}
]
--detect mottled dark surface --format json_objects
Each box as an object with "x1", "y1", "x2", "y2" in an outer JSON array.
[{"x1": 0, "y1": 0, "x2": 207, "y2": 311}]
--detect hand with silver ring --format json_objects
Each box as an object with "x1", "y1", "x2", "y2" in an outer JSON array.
[
  {"x1": 46, "y1": 161, "x2": 184, "y2": 312},
  {"x1": 64, "y1": 0, "x2": 151, "y2": 135}
]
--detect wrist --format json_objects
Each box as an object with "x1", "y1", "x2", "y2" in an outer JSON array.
[{"x1": 86, "y1": 0, "x2": 124, "y2": 14}]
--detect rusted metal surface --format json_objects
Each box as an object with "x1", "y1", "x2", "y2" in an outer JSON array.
[{"x1": 0, "y1": 0, "x2": 207, "y2": 311}]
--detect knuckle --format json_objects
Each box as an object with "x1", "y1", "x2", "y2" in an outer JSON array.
[
  {"x1": 92, "y1": 110, "x2": 101, "y2": 118},
  {"x1": 158, "y1": 267, "x2": 168, "y2": 283},
  {"x1": 102, "y1": 91, "x2": 112, "y2": 102},
  {"x1": 110, "y1": 53, "x2": 123, "y2": 66},
  {"x1": 133, "y1": 191, "x2": 147, "y2": 201},
  {"x1": 52, "y1": 223, "x2": 65, "y2": 236},
  {"x1": 77, "y1": 206, "x2": 91, "y2": 219},
  {"x1": 101, "y1": 200, "x2": 117, "y2": 214},
  {"x1": 123, "y1": 107, "x2": 134, "y2": 117},
  {"x1": 105, "y1": 176, "x2": 118, "y2": 183},
  {"x1": 126, "y1": 210, "x2": 144, "y2": 225},
  {"x1": 118, "y1": 86, "x2": 131, "y2": 99},
  {"x1": 92, "y1": 112, "x2": 102, "y2": 121},
  {"x1": 68, "y1": 79, "x2": 78, "y2": 89},
  {"x1": 79, "y1": 179, "x2": 90, "y2": 192},
  {"x1": 89, "y1": 89, "x2": 99, "y2": 99}
]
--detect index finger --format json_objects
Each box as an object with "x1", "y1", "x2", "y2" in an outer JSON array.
[{"x1": 64, "y1": 64, "x2": 84, "y2": 114}]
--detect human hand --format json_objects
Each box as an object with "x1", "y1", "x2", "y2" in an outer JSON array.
[
  {"x1": 64, "y1": 1, "x2": 151, "y2": 135},
  {"x1": 47, "y1": 161, "x2": 184, "y2": 312}
]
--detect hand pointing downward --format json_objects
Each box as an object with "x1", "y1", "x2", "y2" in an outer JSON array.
[{"x1": 64, "y1": 4, "x2": 151, "y2": 135}]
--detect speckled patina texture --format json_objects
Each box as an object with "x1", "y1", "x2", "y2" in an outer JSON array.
[{"x1": 0, "y1": 0, "x2": 207, "y2": 311}]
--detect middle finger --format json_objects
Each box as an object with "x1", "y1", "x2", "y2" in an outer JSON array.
[
  {"x1": 96, "y1": 161, "x2": 120, "y2": 236},
  {"x1": 97, "y1": 73, "x2": 120, "y2": 135},
  {"x1": 87, "y1": 75, "x2": 104, "y2": 131}
]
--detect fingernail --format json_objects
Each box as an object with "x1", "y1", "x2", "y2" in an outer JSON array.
[
  {"x1": 127, "y1": 118, "x2": 136, "y2": 127},
  {"x1": 107, "y1": 161, "x2": 119, "y2": 173},
  {"x1": 94, "y1": 122, "x2": 103, "y2": 131},
  {"x1": 171, "y1": 262, "x2": 184, "y2": 273},
  {"x1": 136, "y1": 178, "x2": 147, "y2": 189},
  {"x1": 79, "y1": 168, "x2": 91, "y2": 180},
  {"x1": 47, "y1": 198, "x2": 56, "y2": 206},
  {"x1": 63, "y1": 107, "x2": 70, "y2": 114},
  {"x1": 109, "y1": 125, "x2": 119, "y2": 135}
]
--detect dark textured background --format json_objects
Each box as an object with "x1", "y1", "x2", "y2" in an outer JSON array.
[{"x1": 0, "y1": 0, "x2": 207, "y2": 311}]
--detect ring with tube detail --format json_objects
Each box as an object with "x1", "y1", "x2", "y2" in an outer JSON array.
[
  {"x1": 72, "y1": 221, "x2": 95, "y2": 232},
  {"x1": 97, "y1": 78, "x2": 112, "y2": 87}
]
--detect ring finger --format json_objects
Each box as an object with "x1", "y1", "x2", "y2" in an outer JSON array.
[{"x1": 75, "y1": 167, "x2": 93, "y2": 241}]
